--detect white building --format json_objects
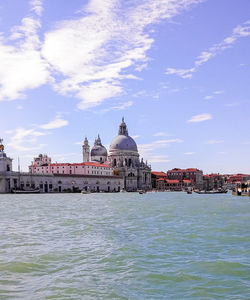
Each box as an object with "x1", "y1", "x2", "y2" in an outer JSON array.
[{"x1": 0, "y1": 119, "x2": 152, "y2": 193}]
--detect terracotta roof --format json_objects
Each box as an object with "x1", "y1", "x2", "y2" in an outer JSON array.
[
  {"x1": 166, "y1": 180, "x2": 180, "y2": 184},
  {"x1": 152, "y1": 171, "x2": 167, "y2": 177},
  {"x1": 168, "y1": 168, "x2": 201, "y2": 173},
  {"x1": 183, "y1": 179, "x2": 192, "y2": 183}
]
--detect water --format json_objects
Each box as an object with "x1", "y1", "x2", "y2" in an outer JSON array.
[{"x1": 0, "y1": 192, "x2": 249, "y2": 299}]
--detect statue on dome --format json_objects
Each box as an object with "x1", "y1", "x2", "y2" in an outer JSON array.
[{"x1": 0, "y1": 138, "x2": 4, "y2": 152}]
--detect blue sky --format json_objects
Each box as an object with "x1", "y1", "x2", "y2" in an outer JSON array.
[{"x1": 0, "y1": 0, "x2": 249, "y2": 174}]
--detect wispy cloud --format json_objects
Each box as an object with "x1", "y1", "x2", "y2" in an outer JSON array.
[
  {"x1": 131, "y1": 135, "x2": 140, "y2": 139},
  {"x1": 166, "y1": 20, "x2": 250, "y2": 78},
  {"x1": 204, "y1": 90, "x2": 224, "y2": 100},
  {"x1": 40, "y1": 116, "x2": 69, "y2": 129},
  {"x1": 138, "y1": 138, "x2": 183, "y2": 163},
  {"x1": 204, "y1": 95, "x2": 214, "y2": 100},
  {"x1": 184, "y1": 152, "x2": 195, "y2": 155},
  {"x1": 96, "y1": 101, "x2": 133, "y2": 114},
  {"x1": 0, "y1": 0, "x2": 50, "y2": 101},
  {"x1": 0, "y1": 0, "x2": 203, "y2": 107},
  {"x1": 153, "y1": 132, "x2": 172, "y2": 137},
  {"x1": 188, "y1": 113, "x2": 212, "y2": 123},
  {"x1": 148, "y1": 155, "x2": 171, "y2": 163},
  {"x1": 7, "y1": 128, "x2": 47, "y2": 151}
]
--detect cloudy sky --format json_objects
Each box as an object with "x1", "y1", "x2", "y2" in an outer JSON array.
[{"x1": 0, "y1": 0, "x2": 249, "y2": 174}]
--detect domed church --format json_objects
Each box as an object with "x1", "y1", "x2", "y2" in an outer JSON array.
[
  {"x1": 82, "y1": 118, "x2": 152, "y2": 191},
  {"x1": 109, "y1": 118, "x2": 151, "y2": 191}
]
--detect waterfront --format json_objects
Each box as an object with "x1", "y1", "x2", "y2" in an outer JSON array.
[{"x1": 0, "y1": 192, "x2": 249, "y2": 299}]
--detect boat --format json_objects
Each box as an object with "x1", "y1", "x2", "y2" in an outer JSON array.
[
  {"x1": 232, "y1": 182, "x2": 250, "y2": 196},
  {"x1": 12, "y1": 188, "x2": 40, "y2": 194},
  {"x1": 81, "y1": 190, "x2": 91, "y2": 194},
  {"x1": 187, "y1": 190, "x2": 192, "y2": 194},
  {"x1": 138, "y1": 190, "x2": 147, "y2": 194},
  {"x1": 194, "y1": 189, "x2": 228, "y2": 194}
]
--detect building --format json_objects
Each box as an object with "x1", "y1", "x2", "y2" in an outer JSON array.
[
  {"x1": 203, "y1": 174, "x2": 225, "y2": 191},
  {"x1": 0, "y1": 119, "x2": 152, "y2": 193},
  {"x1": 151, "y1": 171, "x2": 167, "y2": 189},
  {"x1": 167, "y1": 168, "x2": 203, "y2": 189},
  {"x1": 108, "y1": 118, "x2": 152, "y2": 191}
]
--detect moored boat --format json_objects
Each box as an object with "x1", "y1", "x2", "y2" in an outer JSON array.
[
  {"x1": 194, "y1": 189, "x2": 228, "y2": 194},
  {"x1": 12, "y1": 188, "x2": 40, "y2": 194}
]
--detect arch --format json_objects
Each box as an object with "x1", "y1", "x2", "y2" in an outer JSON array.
[{"x1": 128, "y1": 158, "x2": 132, "y2": 167}]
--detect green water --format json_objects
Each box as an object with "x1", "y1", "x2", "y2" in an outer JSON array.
[{"x1": 0, "y1": 192, "x2": 249, "y2": 299}]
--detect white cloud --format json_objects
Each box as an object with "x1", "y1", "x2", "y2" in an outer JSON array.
[
  {"x1": 148, "y1": 155, "x2": 171, "y2": 163},
  {"x1": 166, "y1": 20, "x2": 250, "y2": 78},
  {"x1": 188, "y1": 113, "x2": 212, "y2": 123},
  {"x1": 131, "y1": 135, "x2": 140, "y2": 139},
  {"x1": 97, "y1": 100, "x2": 133, "y2": 114},
  {"x1": 40, "y1": 116, "x2": 69, "y2": 130},
  {"x1": 0, "y1": 0, "x2": 51, "y2": 101},
  {"x1": 204, "y1": 95, "x2": 214, "y2": 100},
  {"x1": 153, "y1": 132, "x2": 171, "y2": 137},
  {"x1": 184, "y1": 152, "x2": 195, "y2": 155},
  {"x1": 205, "y1": 139, "x2": 224, "y2": 144},
  {"x1": 138, "y1": 138, "x2": 183, "y2": 162},
  {"x1": 7, "y1": 128, "x2": 47, "y2": 151},
  {"x1": 0, "y1": 0, "x2": 203, "y2": 107},
  {"x1": 41, "y1": 0, "x2": 202, "y2": 109},
  {"x1": 214, "y1": 90, "x2": 224, "y2": 95}
]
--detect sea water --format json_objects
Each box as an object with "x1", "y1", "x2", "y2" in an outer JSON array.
[{"x1": 0, "y1": 192, "x2": 249, "y2": 299}]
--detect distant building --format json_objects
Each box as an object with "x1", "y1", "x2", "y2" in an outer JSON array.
[
  {"x1": 203, "y1": 174, "x2": 225, "y2": 191},
  {"x1": 167, "y1": 168, "x2": 203, "y2": 189},
  {"x1": 151, "y1": 171, "x2": 167, "y2": 189}
]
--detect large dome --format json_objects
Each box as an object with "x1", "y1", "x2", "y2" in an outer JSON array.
[
  {"x1": 110, "y1": 135, "x2": 137, "y2": 152},
  {"x1": 109, "y1": 118, "x2": 138, "y2": 152}
]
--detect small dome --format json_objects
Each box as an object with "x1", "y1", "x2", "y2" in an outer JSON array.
[
  {"x1": 110, "y1": 135, "x2": 138, "y2": 152},
  {"x1": 91, "y1": 135, "x2": 107, "y2": 157},
  {"x1": 91, "y1": 145, "x2": 107, "y2": 157}
]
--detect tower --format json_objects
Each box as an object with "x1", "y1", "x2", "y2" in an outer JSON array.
[
  {"x1": 82, "y1": 137, "x2": 90, "y2": 162},
  {"x1": 0, "y1": 138, "x2": 12, "y2": 173}
]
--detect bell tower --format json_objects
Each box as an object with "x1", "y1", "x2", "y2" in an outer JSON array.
[{"x1": 82, "y1": 137, "x2": 90, "y2": 162}]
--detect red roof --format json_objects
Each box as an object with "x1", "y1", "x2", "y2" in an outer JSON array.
[
  {"x1": 166, "y1": 180, "x2": 180, "y2": 184},
  {"x1": 168, "y1": 168, "x2": 201, "y2": 173},
  {"x1": 157, "y1": 177, "x2": 166, "y2": 181},
  {"x1": 183, "y1": 179, "x2": 192, "y2": 183},
  {"x1": 152, "y1": 171, "x2": 167, "y2": 177}
]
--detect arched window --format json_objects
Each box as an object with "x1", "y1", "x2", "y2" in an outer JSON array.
[
  {"x1": 125, "y1": 158, "x2": 128, "y2": 166},
  {"x1": 114, "y1": 158, "x2": 117, "y2": 167},
  {"x1": 128, "y1": 159, "x2": 132, "y2": 167}
]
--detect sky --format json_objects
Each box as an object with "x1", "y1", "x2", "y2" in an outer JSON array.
[{"x1": 0, "y1": 0, "x2": 250, "y2": 174}]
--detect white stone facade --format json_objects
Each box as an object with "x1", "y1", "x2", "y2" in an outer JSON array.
[{"x1": 108, "y1": 119, "x2": 152, "y2": 191}]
